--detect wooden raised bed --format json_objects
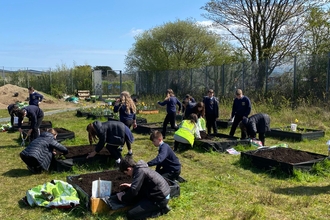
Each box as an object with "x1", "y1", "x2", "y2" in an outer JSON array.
[
  {"x1": 266, "y1": 126, "x2": 325, "y2": 141},
  {"x1": 193, "y1": 133, "x2": 250, "y2": 153},
  {"x1": 241, "y1": 147, "x2": 328, "y2": 174}
]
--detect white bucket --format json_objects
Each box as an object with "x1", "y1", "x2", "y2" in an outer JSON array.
[{"x1": 291, "y1": 123, "x2": 297, "y2": 132}]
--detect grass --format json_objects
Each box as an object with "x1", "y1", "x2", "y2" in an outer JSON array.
[{"x1": 1, "y1": 103, "x2": 330, "y2": 219}]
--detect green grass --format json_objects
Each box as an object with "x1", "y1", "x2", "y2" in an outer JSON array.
[{"x1": 1, "y1": 105, "x2": 330, "y2": 219}]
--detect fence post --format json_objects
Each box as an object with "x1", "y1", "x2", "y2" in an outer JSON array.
[
  {"x1": 221, "y1": 64, "x2": 225, "y2": 96},
  {"x1": 326, "y1": 52, "x2": 330, "y2": 102},
  {"x1": 242, "y1": 62, "x2": 245, "y2": 92},
  {"x1": 265, "y1": 58, "x2": 268, "y2": 95},
  {"x1": 293, "y1": 55, "x2": 297, "y2": 109}
]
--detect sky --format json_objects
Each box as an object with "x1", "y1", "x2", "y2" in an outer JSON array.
[{"x1": 0, "y1": 0, "x2": 213, "y2": 72}]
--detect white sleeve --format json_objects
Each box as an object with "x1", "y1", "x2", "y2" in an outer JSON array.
[{"x1": 194, "y1": 124, "x2": 201, "y2": 139}]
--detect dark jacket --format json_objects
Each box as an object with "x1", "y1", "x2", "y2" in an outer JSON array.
[
  {"x1": 231, "y1": 96, "x2": 251, "y2": 118},
  {"x1": 20, "y1": 132, "x2": 68, "y2": 170},
  {"x1": 183, "y1": 102, "x2": 197, "y2": 119},
  {"x1": 29, "y1": 92, "x2": 43, "y2": 106},
  {"x1": 93, "y1": 120, "x2": 134, "y2": 153},
  {"x1": 158, "y1": 97, "x2": 182, "y2": 114},
  {"x1": 114, "y1": 104, "x2": 136, "y2": 122},
  {"x1": 147, "y1": 142, "x2": 181, "y2": 173},
  {"x1": 121, "y1": 160, "x2": 171, "y2": 204},
  {"x1": 244, "y1": 113, "x2": 271, "y2": 138},
  {"x1": 18, "y1": 105, "x2": 44, "y2": 130},
  {"x1": 203, "y1": 96, "x2": 219, "y2": 118}
]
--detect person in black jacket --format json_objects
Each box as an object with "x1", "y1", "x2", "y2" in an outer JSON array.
[
  {"x1": 86, "y1": 120, "x2": 135, "y2": 165},
  {"x1": 117, "y1": 157, "x2": 171, "y2": 220},
  {"x1": 203, "y1": 89, "x2": 219, "y2": 134},
  {"x1": 28, "y1": 87, "x2": 43, "y2": 107},
  {"x1": 7, "y1": 103, "x2": 19, "y2": 127},
  {"x1": 240, "y1": 113, "x2": 271, "y2": 146},
  {"x1": 147, "y1": 130, "x2": 181, "y2": 182},
  {"x1": 16, "y1": 105, "x2": 44, "y2": 141},
  {"x1": 20, "y1": 128, "x2": 68, "y2": 174}
]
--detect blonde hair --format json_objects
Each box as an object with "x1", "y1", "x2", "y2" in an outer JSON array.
[
  {"x1": 165, "y1": 89, "x2": 174, "y2": 100},
  {"x1": 47, "y1": 128, "x2": 58, "y2": 136},
  {"x1": 120, "y1": 91, "x2": 136, "y2": 114}
]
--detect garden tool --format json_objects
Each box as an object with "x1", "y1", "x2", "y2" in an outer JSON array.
[{"x1": 21, "y1": 132, "x2": 29, "y2": 146}]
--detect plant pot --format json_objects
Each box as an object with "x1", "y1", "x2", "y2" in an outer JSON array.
[
  {"x1": 240, "y1": 147, "x2": 328, "y2": 174},
  {"x1": 137, "y1": 110, "x2": 159, "y2": 114},
  {"x1": 266, "y1": 126, "x2": 325, "y2": 141}
]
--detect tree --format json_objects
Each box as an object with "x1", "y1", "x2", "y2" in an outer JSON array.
[{"x1": 202, "y1": 0, "x2": 327, "y2": 91}]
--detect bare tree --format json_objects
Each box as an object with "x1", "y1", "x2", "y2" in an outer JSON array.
[{"x1": 202, "y1": 0, "x2": 327, "y2": 90}]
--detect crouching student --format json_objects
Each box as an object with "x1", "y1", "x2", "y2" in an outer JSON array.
[
  {"x1": 239, "y1": 113, "x2": 271, "y2": 146},
  {"x1": 147, "y1": 130, "x2": 181, "y2": 182},
  {"x1": 20, "y1": 128, "x2": 68, "y2": 174},
  {"x1": 86, "y1": 120, "x2": 134, "y2": 166},
  {"x1": 173, "y1": 113, "x2": 201, "y2": 152},
  {"x1": 117, "y1": 156, "x2": 171, "y2": 220},
  {"x1": 7, "y1": 103, "x2": 19, "y2": 127}
]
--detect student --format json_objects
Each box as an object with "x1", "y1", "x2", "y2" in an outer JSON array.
[
  {"x1": 114, "y1": 91, "x2": 137, "y2": 129},
  {"x1": 7, "y1": 103, "x2": 19, "y2": 127},
  {"x1": 181, "y1": 94, "x2": 196, "y2": 113},
  {"x1": 229, "y1": 89, "x2": 252, "y2": 137},
  {"x1": 86, "y1": 120, "x2": 134, "y2": 165},
  {"x1": 182, "y1": 99, "x2": 196, "y2": 119},
  {"x1": 16, "y1": 105, "x2": 44, "y2": 141},
  {"x1": 117, "y1": 156, "x2": 171, "y2": 220},
  {"x1": 173, "y1": 113, "x2": 201, "y2": 151},
  {"x1": 157, "y1": 89, "x2": 182, "y2": 139},
  {"x1": 28, "y1": 87, "x2": 43, "y2": 107},
  {"x1": 20, "y1": 128, "x2": 68, "y2": 174},
  {"x1": 147, "y1": 130, "x2": 181, "y2": 182},
  {"x1": 203, "y1": 89, "x2": 219, "y2": 134},
  {"x1": 239, "y1": 113, "x2": 270, "y2": 146}
]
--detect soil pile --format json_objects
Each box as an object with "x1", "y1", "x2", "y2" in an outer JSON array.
[{"x1": 0, "y1": 84, "x2": 77, "y2": 109}]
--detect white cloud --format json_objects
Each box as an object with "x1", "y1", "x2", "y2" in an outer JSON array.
[{"x1": 129, "y1": 28, "x2": 144, "y2": 37}]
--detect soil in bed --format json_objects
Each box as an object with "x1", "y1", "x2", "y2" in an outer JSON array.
[
  {"x1": 69, "y1": 170, "x2": 132, "y2": 196},
  {"x1": 251, "y1": 147, "x2": 326, "y2": 163},
  {"x1": 55, "y1": 145, "x2": 111, "y2": 158}
]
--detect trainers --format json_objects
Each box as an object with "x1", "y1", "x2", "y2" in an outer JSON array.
[
  {"x1": 126, "y1": 152, "x2": 133, "y2": 157},
  {"x1": 161, "y1": 205, "x2": 171, "y2": 215},
  {"x1": 27, "y1": 166, "x2": 40, "y2": 174}
]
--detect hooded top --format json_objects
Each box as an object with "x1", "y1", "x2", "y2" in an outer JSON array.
[
  {"x1": 92, "y1": 120, "x2": 134, "y2": 153},
  {"x1": 244, "y1": 113, "x2": 271, "y2": 138},
  {"x1": 20, "y1": 132, "x2": 68, "y2": 170},
  {"x1": 121, "y1": 160, "x2": 171, "y2": 204}
]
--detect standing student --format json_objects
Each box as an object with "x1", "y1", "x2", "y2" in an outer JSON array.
[
  {"x1": 28, "y1": 87, "x2": 43, "y2": 107},
  {"x1": 157, "y1": 89, "x2": 182, "y2": 139},
  {"x1": 203, "y1": 89, "x2": 219, "y2": 134},
  {"x1": 114, "y1": 91, "x2": 137, "y2": 129},
  {"x1": 147, "y1": 130, "x2": 181, "y2": 182},
  {"x1": 86, "y1": 120, "x2": 135, "y2": 165},
  {"x1": 229, "y1": 89, "x2": 252, "y2": 137},
  {"x1": 240, "y1": 113, "x2": 270, "y2": 146},
  {"x1": 16, "y1": 105, "x2": 44, "y2": 142},
  {"x1": 7, "y1": 103, "x2": 19, "y2": 127},
  {"x1": 117, "y1": 157, "x2": 171, "y2": 220}
]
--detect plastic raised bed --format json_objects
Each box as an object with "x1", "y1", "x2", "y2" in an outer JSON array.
[
  {"x1": 266, "y1": 126, "x2": 325, "y2": 141},
  {"x1": 14, "y1": 120, "x2": 52, "y2": 130},
  {"x1": 38, "y1": 127, "x2": 75, "y2": 142},
  {"x1": 66, "y1": 170, "x2": 180, "y2": 208},
  {"x1": 107, "y1": 117, "x2": 147, "y2": 124},
  {"x1": 240, "y1": 147, "x2": 328, "y2": 174},
  {"x1": 76, "y1": 110, "x2": 89, "y2": 117},
  {"x1": 216, "y1": 119, "x2": 233, "y2": 129},
  {"x1": 193, "y1": 133, "x2": 250, "y2": 153},
  {"x1": 134, "y1": 122, "x2": 176, "y2": 134}
]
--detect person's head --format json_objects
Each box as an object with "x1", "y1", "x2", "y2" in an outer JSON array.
[
  {"x1": 86, "y1": 122, "x2": 98, "y2": 145},
  {"x1": 46, "y1": 128, "x2": 58, "y2": 139},
  {"x1": 195, "y1": 102, "x2": 205, "y2": 117},
  {"x1": 133, "y1": 98, "x2": 138, "y2": 104},
  {"x1": 16, "y1": 109, "x2": 27, "y2": 122},
  {"x1": 120, "y1": 91, "x2": 131, "y2": 102},
  {"x1": 119, "y1": 156, "x2": 136, "y2": 176},
  {"x1": 235, "y1": 89, "x2": 243, "y2": 99},
  {"x1": 182, "y1": 99, "x2": 189, "y2": 107},
  {"x1": 166, "y1": 89, "x2": 174, "y2": 97},
  {"x1": 10, "y1": 104, "x2": 19, "y2": 115},
  {"x1": 208, "y1": 89, "x2": 214, "y2": 98},
  {"x1": 188, "y1": 113, "x2": 198, "y2": 124},
  {"x1": 149, "y1": 130, "x2": 163, "y2": 147},
  {"x1": 28, "y1": 87, "x2": 35, "y2": 94},
  {"x1": 239, "y1": 117, "x2": 249, "y2": 130}
]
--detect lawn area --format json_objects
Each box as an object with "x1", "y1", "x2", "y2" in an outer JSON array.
[{"x1": 0, "y1": 105, "x2": 330, "y2": 220}]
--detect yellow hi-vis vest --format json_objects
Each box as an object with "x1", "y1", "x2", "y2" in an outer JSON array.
[
  {"x1": 197, "y1": 117, "x2": 206, "y2": 131},
  {"x1": 174, "y1": 120, "x2": 196, "y2": 146}
]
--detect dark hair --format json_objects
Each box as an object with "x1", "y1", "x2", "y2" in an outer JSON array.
[
  {"x1": 28, "y1": 87, "x2": 34, "y2": 91},
  {"x1": 86, "y1": 123, "x2": 98, "y2": 145},
  {"x1": 119, "y1": 156, "x2": 136, "y2": 173},
  {"x1": 188, "y1": 113, "x2": 198, "y2": 124},
  {"x1": 9, "y1": 104, "x2": 19, "y2": 115},
  {"x1": 16, "y1": 109, "x2": 26, "y2": 121},
  {"x1": 150, "y1": 130, "x2": 163, "y2": 141},
  {"x1": 192, "y1": 102, "x2": 205, "y2": 118}
]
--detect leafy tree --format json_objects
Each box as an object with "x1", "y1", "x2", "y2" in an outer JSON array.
[{"x1": 202, "y1": 0, "x2": 327, "y2": 91}]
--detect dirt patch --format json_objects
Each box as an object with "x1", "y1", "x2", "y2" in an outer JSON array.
[
  {"x1": 68, "y1": 170, "x2": 132, "y2": 196},
  {"x1": 250, "y1": 147, "x2": 325, "y2": 163},
  {"x1": 0, "y1": 84, "x2": 79, "y2": 109}
]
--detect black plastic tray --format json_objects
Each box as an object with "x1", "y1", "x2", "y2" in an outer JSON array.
[
  {"x1": 216, "y1": 119, "x2": 233, "y2": 128},
  {"x1": 14, "y1": 120, "x2": 52, "y2": 130},
  {"x1": 134, "y1": 122, "x2": 176, "y2": 134},
  {"x1": 266, "y1": 126, "x2": 325, "y2": 141}
]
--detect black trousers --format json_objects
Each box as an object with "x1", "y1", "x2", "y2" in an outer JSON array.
[
  {"x1": 30, "y1": 116, "x2": 43, "y2": 141},
  {"x1": 122, "y1": 119, "x2": 134, "y2": 129},
  {"x1": 205, "y1": 115, "x2": 217, "y2": 134},
  {"x1": 229, "y1": 115, "x2": 244, "y2": 137},
  {"x1": 157, "y1": 168, "x2": 181, "y2": 182},
  {"x1": 20, "y1": 153, "x2": 42, "y2": 173},
  {"x1": 162, "y1": 112, "x2": 177, "y2": 138},
  {"x1": 106, "y1": 144, "x2": 122, "y2": 160},
  {"x1": 127, "y1": 197, "x2": 169, "y2": 220}
]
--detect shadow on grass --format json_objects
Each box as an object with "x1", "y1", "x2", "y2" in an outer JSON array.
[
  {"x1": 272, "y1": 185, "x2": 330, "y2": 196},
  {"x1": 0, "y1": 144, "x2": 25, "y2": 149},
  {"x1": 2, "y1": 168, "x2": 32, "y2": 177}
]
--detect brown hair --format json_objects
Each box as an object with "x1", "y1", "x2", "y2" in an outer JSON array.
[
  {"x1": 119, "y1": 156, "x2": 136, "y2": 173},
  {"x1": 46, "y1": 128, "x2": 58, "y2": 136},
  {"x1": 86, "y1": 123, "x2": 98, "y2": 145},
  {"x1": 28, "y1": 87, "x2": 34, "y2": 92},
  {"x1": 236, "y1": 89, "x2": 243, "y2": 96},
  {"x1": 188, "y1": 113, "x2": 198, "y2": 124},
  {"x1": 192, "y1": 102, "x2": 205, "y2": 118},
  {"x1": 149, "y1": 130, "x2": 163, "y2": 141}
]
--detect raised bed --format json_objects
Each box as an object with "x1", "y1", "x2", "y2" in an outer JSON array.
[
  {"x1": 137, "y1": 110, "x2": 159, "y2": 114},
  {"x1": 76, "y1": 110, "x2": 89, "y2": 117},
  {"x1": 216, "y1": 119, "x2": 233, "y2": 129},
  {"x1": 107, "y1": 117, "x2": 147, "y2": 124},
  {"x1": 134, "y1": 122, "x2": 176, "y2": 134},
  {"x1": 66, "y1": 170, "x2": 180, "y2": 208},
  {"x1": 193, "y1": 133, "x2": 250, "y2": 153},
  {"x1": 266, "y1": 126, "x2": 325, "y2": 141},
  {"x1": 241, "y1": 147, "x2": 328, "y2": 174},
  {"x1": 39, "y1": 127, "x2": 75, "y2": 142},
  {"x1": 14, "y1": 120, "x2": 52, "y2": 130}
]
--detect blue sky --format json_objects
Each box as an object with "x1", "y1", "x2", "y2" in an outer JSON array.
[{"x1": 0, "y1": 0, "x2": 211, "y2": 72}]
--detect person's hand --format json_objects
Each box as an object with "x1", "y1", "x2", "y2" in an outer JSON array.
[
  {"x1": 116, "y1": 191, "x2": 125, "y2": 201},
  {"x1": 133, "y1": 122, "x2": 137, "y2": 129},
  {"x1": 53, "y1": 150, "x2": 57, "y2": 155},
  {"x1": 27, "y1": 129, "x2": 32, "y2": 136},
  {"x1": 18, "y1": 128, "x2": 22, "y2": 133},
  {"x1": 87, "y1": 151, "x2": 97, "y2": 159}
]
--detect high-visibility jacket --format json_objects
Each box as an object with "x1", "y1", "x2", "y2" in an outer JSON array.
[
  {"x1": 197, "y1": 117, "x2": 206, "y2": 131},
  {"x1": 174, "y1": 120, "x2": 197, "y2": 146}
]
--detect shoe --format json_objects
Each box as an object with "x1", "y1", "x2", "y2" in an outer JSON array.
[
  {"x1": 161, "y1": 205, "x2": 171, "y2": 215},
  {"x1": 118, "y1": 147, "x2": 123, "y2": 152},
  {"x1": 126, "y1": 152, "x2": 133, "y2": 157},
  {"x1": 27, "y1": 166, "x2": 40, "y2": 174}
]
